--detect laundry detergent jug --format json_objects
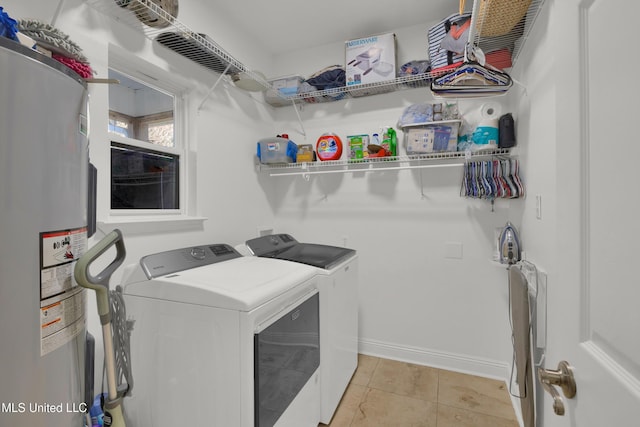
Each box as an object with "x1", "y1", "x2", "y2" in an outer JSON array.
[{"x1": 316, "y1": 133, "x2": 343, "y2": 161}]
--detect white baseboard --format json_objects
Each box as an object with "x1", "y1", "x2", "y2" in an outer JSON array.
[{"x1": 358, "y1": 338, "x2": 511, "y2": 382}]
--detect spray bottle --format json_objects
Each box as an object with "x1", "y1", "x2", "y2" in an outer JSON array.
[{"x1": 381, "y1": 127, "x2": 397, "y2": 157}]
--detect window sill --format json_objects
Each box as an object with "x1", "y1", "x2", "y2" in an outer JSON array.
[{"x1": 97, "y1": 215, "x2": 207, "y2": 236}]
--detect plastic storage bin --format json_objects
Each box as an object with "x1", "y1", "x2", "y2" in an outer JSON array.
[
  {"x1": 265, "y1": 76, "x2": 304, "y2": 107},
  {"x1": 257, "y1": 137, "x2": 298, "y2": 164},
  {"x1": 404, "y1": 121, "x2": 460, "y2": 154}
]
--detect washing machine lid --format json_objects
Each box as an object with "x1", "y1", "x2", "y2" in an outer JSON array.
[
  {"x1": 246, "y1": 234, "x2": 356, "y2": 270},
  {"x1": 124, "y1": 256, "x2": 317, "y2": 311}
]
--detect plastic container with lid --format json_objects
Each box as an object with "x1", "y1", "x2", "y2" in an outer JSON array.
[
  {"x1": 316, "y1": 133, "x2": 343, "y2": 161},
  {"x1": 256, "y1": 137, "x2": 298, "y2": 164}
]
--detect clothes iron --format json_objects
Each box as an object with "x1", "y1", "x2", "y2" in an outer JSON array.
[{"x1": 499, "y1": 221, "x2": 521, "y2": 264}]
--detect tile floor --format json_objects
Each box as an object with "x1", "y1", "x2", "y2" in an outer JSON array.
[{"x1": 319, "y1": 354, "x2": 519, "y2": 427}]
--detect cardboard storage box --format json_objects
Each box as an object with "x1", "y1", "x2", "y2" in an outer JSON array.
[
  {"x1": 265, "y1": 75, "x2": 304, "y2": 107},
  {"x1": 347, "y1": 134, "x2": 370, "y2": 160},
  {"x1": 345, "y1": 33, "x2": 396, "y2": 88}
]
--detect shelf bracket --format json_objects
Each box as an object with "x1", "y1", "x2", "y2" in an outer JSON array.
[
  {"x1": 291, "y1": 99, "x2": 306, "y2": 137},
  {"x1": 197, "y1": 62, "x2": 233, "y2": 113},
  {"x1": 419, "y1": 167, "x2": 426, "y2": 199}
]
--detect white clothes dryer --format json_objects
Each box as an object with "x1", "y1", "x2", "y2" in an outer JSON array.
[
  {"x1": 120, "y1": 243, "x2": 321, "y2": 427},
  {"x1": 245, "y1": 234, "x2": 358, "y2": 424}
]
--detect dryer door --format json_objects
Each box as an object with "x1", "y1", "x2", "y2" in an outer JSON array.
[{"x1": 254, "y1": 292, "x2": 320, "y2": 427}]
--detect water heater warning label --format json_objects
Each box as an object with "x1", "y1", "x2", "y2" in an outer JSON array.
[
  {"x1": 40, "y1": 288, "x2": 86, "y2": 356},
  {"x1": 40, "y1": 227, "x2": 87, "y2": 299},
  {"x1": 39, "y1": 227, "x2": 87, "y2": 356}
]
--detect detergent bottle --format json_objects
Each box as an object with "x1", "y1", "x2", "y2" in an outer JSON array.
[
  {"x1": 381, "y1": 127, "x2": 397, "y2": 157},
  {"x1": 388, "y1": 127, "x2": 397, "y2": 156}
]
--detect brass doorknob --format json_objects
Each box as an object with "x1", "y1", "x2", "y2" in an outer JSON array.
[{"x1": 537, "y1": 360, "x2": 576, "y2": 416}]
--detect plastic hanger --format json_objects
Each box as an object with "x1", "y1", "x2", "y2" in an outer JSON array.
[
  {"x1": 435, "y1": 61, "x2": 508, "y2": 85},
  {"x1": 432, "y1": 61, "x2": 512, "y2": 96},
  {"x1": 431, "y1": 38, "x2": 513, "y2": 97},
  {"x1": 461, "y1": 157, "x2": 524, "y2": 200}
]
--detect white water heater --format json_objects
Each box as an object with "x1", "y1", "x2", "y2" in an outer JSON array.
[{"x1": 0, "y1": 37, "x2": 91, "y2": 426}]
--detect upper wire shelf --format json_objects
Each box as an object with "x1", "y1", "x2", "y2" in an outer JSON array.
[
  {"x1": 471, "y1": 0, "x2": 546, "y2": 68},
  {"x1": 85, "y1": 0, "x2": 270, "y2": 88},
  {"x1": 86, "y1": 0, "x2": 545, "y2": 106}
]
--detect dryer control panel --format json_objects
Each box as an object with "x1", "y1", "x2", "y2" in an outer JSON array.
[
  {"x1": 246, "y1": 233, "x2": 298, "y2": 257},
  {"x1": 140, "y1": 243, "x2": 241, "y2": 279}
]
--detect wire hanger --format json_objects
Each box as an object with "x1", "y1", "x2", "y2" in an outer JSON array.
[
  {"x1": 431, "y1": 55, "x2": 513, "y2": 97},
  {"x1": 431, "y1": 0, "x2": 513, "y2": 98}
]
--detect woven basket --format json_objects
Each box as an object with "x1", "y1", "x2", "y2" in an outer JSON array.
[{"x1": 476, "y1": 0, "x2": 532, "y2": 37}]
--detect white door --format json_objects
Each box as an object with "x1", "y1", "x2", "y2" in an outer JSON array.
[{"x1": 546, "y1": 0, "x2": 640, "y2": 425}]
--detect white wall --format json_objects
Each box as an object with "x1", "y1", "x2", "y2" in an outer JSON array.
[
  {"x1": 268, "y1": 22, "x2": 431, "y2": 80},
  {"x1": 255, "y1": 11, "x2": 540, "y2": 378},
  {"x1": 509, "y1": 1, "x2": 556, "y2": 274},
  {"x1": 261, "y1": 88, "x2": 517, "y2": 376},
  {"x1": 508, "y1": 2, "x2": 556, "y2": 425},
  {"x1": 1, "y1": 0, "x2": 554, "y2": 388}
]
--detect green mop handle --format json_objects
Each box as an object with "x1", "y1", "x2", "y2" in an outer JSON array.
[
  {"x1": 75, "y1": 230, "x2": 126, "y2": 325},
  {"x1": 74, "y1": 230, "x2": 127, "y2": 427}
]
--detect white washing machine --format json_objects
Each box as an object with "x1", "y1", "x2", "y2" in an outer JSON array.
[
  {"x1": 120, "y1": 243, "x2": 321, "y2": 427},
  {"x1": 245, "y1": 234, "x2": 358, "y2": 424}
]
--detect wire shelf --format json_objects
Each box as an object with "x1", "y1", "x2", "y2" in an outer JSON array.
[
  {"x1": 85, "y1": 0, "x2": 269, "y2": 87},
  {"x1": 265, "y1": 68, "x2": 454, "y2": 106},
  {"x1": 258, "y1": 148, "x2": 512, "y2": 176},
  {"x1": 471, "y1": 0, "x2": 546, "y2": 68}
]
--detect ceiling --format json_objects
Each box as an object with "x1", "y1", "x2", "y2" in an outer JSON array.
[{"x1": 204, "y1": 0, "x2": 460, "y2": 56}]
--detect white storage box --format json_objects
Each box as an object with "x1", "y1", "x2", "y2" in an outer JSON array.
[
  {"x1": 345, "y1": 33, "x2": 396, "y2": 87},
  {"x1": 265, "y1": 76, "x2": 304, "y2": 107},
  {"x1": 405, "y1": 121, "x2": 460, "y2": 154}
]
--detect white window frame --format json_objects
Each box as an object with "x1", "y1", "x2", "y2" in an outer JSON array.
[{"x1": 100, "y1": 50, "x2": 202, "y2": 233}]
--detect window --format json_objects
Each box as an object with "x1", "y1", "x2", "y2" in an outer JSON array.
[
  {"x1": 108, "y1": 68, "x2": 181, "y2": 211},
  {"x1": 108, "y1": 111, "x2": 133, "y2": 138},
  {"x1": 111, "y1": 142, "x2": 179, "y2": 209}
]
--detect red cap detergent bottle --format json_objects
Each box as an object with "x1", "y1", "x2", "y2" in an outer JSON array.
[{"x1": 316, "y1": 133, "x2": 343, "y2": 161}]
